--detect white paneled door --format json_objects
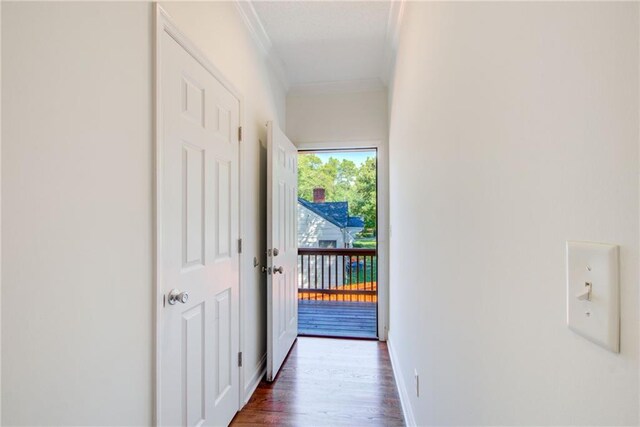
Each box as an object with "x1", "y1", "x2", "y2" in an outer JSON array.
[
  {"x1": 159, "y1": 28, "x2": 240, "y2": 427},
  {"x1": 266, "y1": 121, "x2": 299, "y2": 381}
]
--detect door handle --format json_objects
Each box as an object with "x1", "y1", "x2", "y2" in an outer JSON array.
[
  {"x1": 273, "y1": 266, "x2": 283, "y2": 274},
  {"x1": 168, "y1": 289, "x2": 189, "y2": 305}
]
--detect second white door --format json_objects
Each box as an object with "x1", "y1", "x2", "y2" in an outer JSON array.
[{"x1": 266, "y1": 121, "x2": 299, "y2": 381}]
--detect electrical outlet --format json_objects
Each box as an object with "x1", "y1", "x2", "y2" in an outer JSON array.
[{"x1": 414, "y1": 369, "x2": 419, "y2": 397}]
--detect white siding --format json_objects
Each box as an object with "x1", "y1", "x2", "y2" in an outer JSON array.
[
  {"x1": 297, "y1": 204, "x2": 344, "y2": 248},
  {"x1": 298, "y1": 204, "x2": 346, "y2": 289}
]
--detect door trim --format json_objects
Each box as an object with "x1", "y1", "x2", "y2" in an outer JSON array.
[
  {"x1": 295, "y1": 139, "x2": 390, "y2": 342},
  {"x1": 154, "y1": 5, "x2": 246, "y2": 424}
]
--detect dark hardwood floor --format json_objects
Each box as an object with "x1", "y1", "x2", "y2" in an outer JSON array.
[{"x1": 231, "y1": 337, "x2": 405, "y2": 427}]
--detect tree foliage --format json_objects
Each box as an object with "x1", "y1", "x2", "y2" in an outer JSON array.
[
  {"x1": 297, "y1": 154, "x2": 377, "y2": 231},
  {"x1": 352, "y1": 157, "x2": 377, "y2": 229}
]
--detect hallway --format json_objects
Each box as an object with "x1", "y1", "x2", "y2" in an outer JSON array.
[{"x1": 231, "y1": 338, "x2": 405, "y2": 426}]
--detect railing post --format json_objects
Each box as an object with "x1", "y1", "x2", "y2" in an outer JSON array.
[{"x1": 363, "y1": 255, "x2": 367, "y2": 303}]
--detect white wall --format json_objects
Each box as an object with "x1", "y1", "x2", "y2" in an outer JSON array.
[
  {"x1": 2, "y1": 1, "x2": 285, "y2": 424},
  {"x1": 287, "y1": 90, "x2": 387, "y2": 144},
  {"x1": 388, "y1": 2, "x2": 639, "y2": 426},
  {"x1": 159, "y1": 1, "x2": 287, "y2": 403},
  {"x1": 2, "y1": 2, "x2": 153, "y2": 425}
]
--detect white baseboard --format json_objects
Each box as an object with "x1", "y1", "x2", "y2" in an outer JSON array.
[
  {"x1": 242, "y1": 354, "x2": 266, "y2": 406},
  {"x1": 387, "y1": 333, "x2": 416, "y2": 427}
]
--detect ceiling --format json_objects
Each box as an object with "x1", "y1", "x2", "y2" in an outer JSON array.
[{"x1": 240, "y1": 1, "x2": 403, "y2": 93}]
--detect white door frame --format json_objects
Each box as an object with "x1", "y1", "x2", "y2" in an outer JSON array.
[
  {"x1": 0, "y1": 2, "x2": 3, "y2": 420},
  {"x1": 295, "y1": 139, "x2": 390, "y2": 341},
  {"x1": 154, "y1": 5, "x2": 246, "y2": 424}
]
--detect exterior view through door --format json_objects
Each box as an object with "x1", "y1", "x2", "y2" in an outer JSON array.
[{"x1": 297, "y1": 150, "x2": 378, "y2": 338}]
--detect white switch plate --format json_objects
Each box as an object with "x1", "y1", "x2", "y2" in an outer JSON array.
[{"x1": 566, "y1": 241, "x2": 619, "y2": 353}]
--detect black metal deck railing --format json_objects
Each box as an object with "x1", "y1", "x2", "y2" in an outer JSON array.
[{"x1": 297, "y1": 248, "x2": 377, "y2": 302}]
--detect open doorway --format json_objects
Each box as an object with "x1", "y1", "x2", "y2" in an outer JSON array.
[{"x1": 296, "y1": 149, "x2": 378, "y2": 339}]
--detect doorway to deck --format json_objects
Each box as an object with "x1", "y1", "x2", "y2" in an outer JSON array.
[{"x1": 296, "y1": 149, "x2": 378, "y2": 339}]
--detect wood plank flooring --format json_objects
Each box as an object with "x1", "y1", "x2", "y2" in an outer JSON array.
[
  {"x1": 231, "y1": 337, "x2": 405, "y2": 427},
  {"x1": 298, "y1": 301, "x2": 377, "y2": 339}
]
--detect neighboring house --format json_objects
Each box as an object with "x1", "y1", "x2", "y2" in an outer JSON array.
[
  {"x1": 297, "y1": 188, "x2": 365, "y2": 248},
  {"x1": 297, "y1": 188, "x2": 365, "y2": 289}
]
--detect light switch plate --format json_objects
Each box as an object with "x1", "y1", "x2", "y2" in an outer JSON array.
[{"x1": 566, "y1": 241, "x2": 619, "y2": 353}]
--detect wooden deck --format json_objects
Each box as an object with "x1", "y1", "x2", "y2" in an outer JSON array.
[
  {"x1": 298, "y1": 300, "x2": 377, "y2": 339},
  {"x1": 231, "y1": 337, "x2": 405, "y2": 426}
]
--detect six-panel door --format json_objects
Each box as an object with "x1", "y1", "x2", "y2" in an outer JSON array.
[
  {"x1": 160, "y1": 30, "x2": 240, "y2": 427},
  {"x1": 266, "y1": 121, "x2": 299, "y2": 382}
]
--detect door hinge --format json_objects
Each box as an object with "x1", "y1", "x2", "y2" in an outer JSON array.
[
  {"x1": 238, "y1": 126, "x2": 242, "y2": 142},
  {"x1": 238, "y1": 352, "x2": 243, "y2": 367},
  {"x1": 238, "y1": 238, "x2": 243, "y2": 254}
]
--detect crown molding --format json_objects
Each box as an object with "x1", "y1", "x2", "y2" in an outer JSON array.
[
  {"x1": 382, "y1": 0, "x2": 406, "y2": 85},
  {"x1": 288, "y1": 78, "x2": 386, "y2": 97},
  {"x1": 235, "y1": 0, "x2": 404, "y2": 95},
  {"x1": 234, "y1": 0, "x2": 290, "y2": 91}
]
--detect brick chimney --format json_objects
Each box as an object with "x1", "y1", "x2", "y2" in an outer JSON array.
[{"x1": 313, "y1": 188, "x2": 326, "y2": 203}]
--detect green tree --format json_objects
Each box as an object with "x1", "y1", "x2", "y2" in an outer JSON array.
[
  {"x1": 320, "y1": 157, "x2": 340, "y2": 200},
  {"x1": 297, "y1": 154, "x2": 333, "y2": 201},
  {"x1": 297, "y1": 153, "x2": 377, "y2": 231},
  {"x1": 352, "y1": 157, "x2": 377, "y2": 230},
  {"x1": 334, "y1": 159, "x2": 357, "y2": 205}
]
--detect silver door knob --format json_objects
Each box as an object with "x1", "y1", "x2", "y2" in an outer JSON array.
[
  {"x1": 273, "y1": 248, "x2": 280, "y2": 257},
  {"x1": 273, "y1": 266, "x2": 283, "y2": 274},
  {"x1": 168, "y1": 289, "x2": 189, "y2": 305}
]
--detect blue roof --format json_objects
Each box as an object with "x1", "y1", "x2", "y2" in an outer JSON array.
[
  {"x1": 298, "y1": 198, "x2": 364, "y2": 229},
  {"x1": 347, "y1": 217, "x2": 365, "y2": 228}
]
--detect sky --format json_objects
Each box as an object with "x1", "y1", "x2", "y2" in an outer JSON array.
[{"x1": 309, "y1": 150, "x2": 376, "y2": 167}]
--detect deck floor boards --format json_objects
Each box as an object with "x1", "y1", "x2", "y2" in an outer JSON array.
[
  {"x1": 231, "y1": 337, "x2": 404, "y2": 426},
  {"x1": 298, "y1": 300, "x2": 377, "y2": 339}
]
